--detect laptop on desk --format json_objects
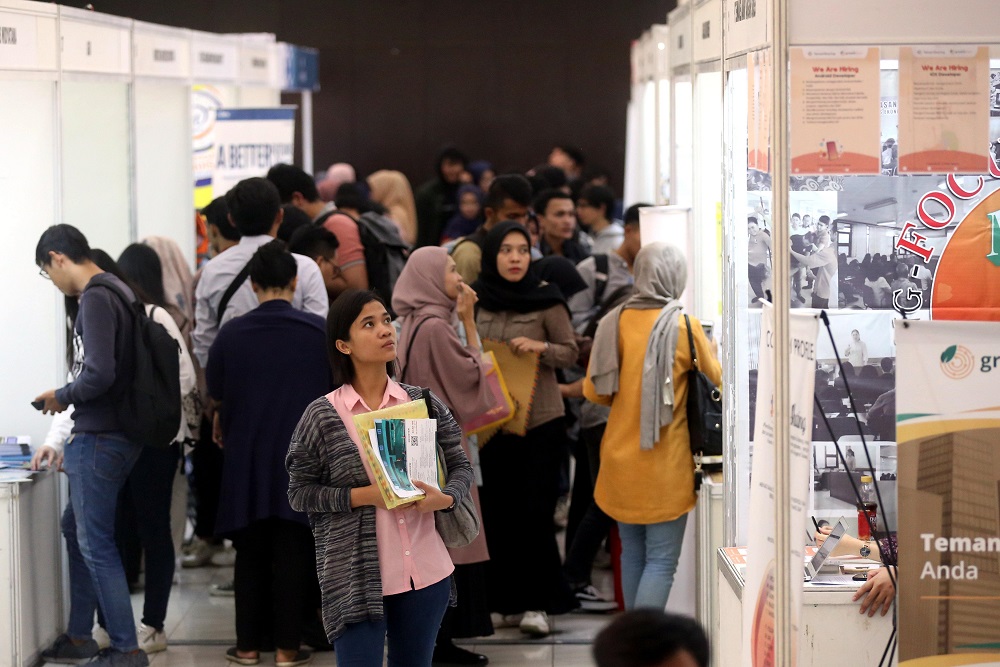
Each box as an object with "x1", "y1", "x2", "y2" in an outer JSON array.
[{"x1": 804, "y1": 518, "x2": 848, "y2": 582}]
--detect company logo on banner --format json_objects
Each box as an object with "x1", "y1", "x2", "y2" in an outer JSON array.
[
  {"x1": 938, "y1": 344, "x2": 976, "y2": 379},
  {"x1": 212, "y1": 107, "x2": 296, "y2": 197},
  {"x1": 896, "y1": 320, "x2": 1000, "y2": 664}
]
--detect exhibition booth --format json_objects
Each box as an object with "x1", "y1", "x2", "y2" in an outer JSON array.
[
  {"x1": 0, "y1": 2, "x2": 319, "y2": 665},
  {"x1": 626, "y1": 0, "x2": 1000, "y2": 664}
]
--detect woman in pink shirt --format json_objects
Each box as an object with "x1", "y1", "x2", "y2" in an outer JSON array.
[{"x1": 286, "y1": 290, "x2": 474, "y2": 667}]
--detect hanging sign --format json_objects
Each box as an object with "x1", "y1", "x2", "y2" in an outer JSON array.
[
  {"x1": 790, "y1": 47, "x2": 881, "y2": 175},
  {"x1": 896, "y1": 319, "x2": 1000, "y2": 664},
  {"x1": 748, "y1": 49, "x2": 771, "y2": 172},
  {"x1": 743, "y1": 303, "x2": 819, "y2": 667},
  {"x1": 898, "y1": 46, "x2": 990, "y2": 174},
  {"x1": 211, "y1": 107, "x2": 296, "y2": 197}
]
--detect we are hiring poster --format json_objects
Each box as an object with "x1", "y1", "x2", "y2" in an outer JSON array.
[{"x1": 896, "y1": 320, "x2": 1000, "y2": 663}]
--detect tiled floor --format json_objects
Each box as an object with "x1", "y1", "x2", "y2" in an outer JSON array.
[{"x1": 120, "y1": 562, "x2": 614, "y2": 666}]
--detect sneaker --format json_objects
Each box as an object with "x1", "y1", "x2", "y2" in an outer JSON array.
[
  {"x1": 86, "y1": 648, "x2": 150, "y2": 667},
  {"x1": 136, "y1": 624, "x2": 167, "y2": 654},
  {"x1": 180, "y1": 538, "x2": 217, "y2": 568},
  {"x1": 41, "y1": 634, "x2": 99, "y2": 664},
  {"x1": 519, "y1": 610, "x2": 550, "y2": 637},
  {"x1": 92, "y1": 626, "x2": 111, "y2": 650},
  {"x1": 209, "y1": 545, "x2": 236, "y2": 567},
  {"x1": 489, "y1": 613, "x2": 523, "y2": 629},
  {"x1": 574, "y1": 584, "x2": 618, "y2": 613},
  {"x1": 210, "y1": 580, "x2": 235, "y2": 597}
]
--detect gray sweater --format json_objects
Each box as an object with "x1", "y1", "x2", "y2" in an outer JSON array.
[{"x1": 285, "y1": 385, "x2": 472, "y2": 641}]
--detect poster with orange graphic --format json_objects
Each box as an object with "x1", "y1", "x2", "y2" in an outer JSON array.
[
  {"x1": 790, "y1": 47, "x2": 881, "y2": 175},
  {"x1": 898, "y1": 46, "x2": 990, "y2": 174},
  {"x1": 896, "y1": 320, "x2": 1000, "y2": 663}
]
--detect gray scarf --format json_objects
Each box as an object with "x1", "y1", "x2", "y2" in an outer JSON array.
[{"x1": 588, "y1": 243, "x2": 687, "y2": 450}]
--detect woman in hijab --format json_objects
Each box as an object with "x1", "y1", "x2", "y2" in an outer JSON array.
[
  {"x1": 142, "y1": 235, "x2": 195, "y2": 345},
  {"x1": 392, "y1": 247, "x2": 495, "y2": 665},
  {"x1": 441, "y1": 184, "x2": 485, "y2": 244},
  {"x1": 467, "y1": 160, "x2": 495, "y2": 194},
  {"x1": 472, "y1": 221, "x2": 579, "y2": 637},
  {"x1": 583, "y1": 242, "x2": 720, "y2": 611},
  {"x1": 368, "y1": 169, "x2": 418, "y2": 247}
]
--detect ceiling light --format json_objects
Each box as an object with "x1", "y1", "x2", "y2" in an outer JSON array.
[{"x1": 864, "y1": 197, "x2": 898, "y2": 211}]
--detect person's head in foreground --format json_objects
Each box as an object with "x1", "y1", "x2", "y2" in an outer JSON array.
[{"x1": 593, "y1": 610, "x2": 709, "y2": 667}]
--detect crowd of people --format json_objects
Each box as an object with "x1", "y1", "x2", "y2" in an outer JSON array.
[{"x1": 29, "y1": 144, "x2": 720, "y2": 667}]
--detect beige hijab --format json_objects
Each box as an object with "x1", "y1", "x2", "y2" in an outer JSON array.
[
  {"x1": 142, "y1": 235, "x2": 195, "y2": 342},
  {"x1": 368, "y1": 170, "x2": 418, "y2": 246}
]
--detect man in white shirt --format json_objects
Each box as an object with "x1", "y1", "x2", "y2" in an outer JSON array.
[{"x1": 192, "y1": 177, "x2": 328, "y2": 366}]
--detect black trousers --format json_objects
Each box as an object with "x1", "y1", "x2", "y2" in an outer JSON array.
[
  {"x1": 479, "y1": 418, "x2": 576, "y2": 616},
  {"x1": 191, "y1": 416, "x2": 224, "y2": 540},
  {"x1": 563, "y1": 424, "x2": 615, "y2": 585},
  {"x1": 231, "y1": 518, "x2": 315, "y2": 652}
]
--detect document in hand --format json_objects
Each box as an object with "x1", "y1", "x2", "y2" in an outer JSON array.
[
  {"x1": 352, "y1": 399, "x2": 441, "y2": 509},
  {"x1": 481, "y1": 339, "x2": 541, "y2": 437}
]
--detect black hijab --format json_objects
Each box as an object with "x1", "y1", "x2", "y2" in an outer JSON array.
[
  {"x1": 534, "y1": 256, "x2": 588, "y2": 300},
  {"x1": 472, "y1": 221, "x2": 567, "y2": 314}
]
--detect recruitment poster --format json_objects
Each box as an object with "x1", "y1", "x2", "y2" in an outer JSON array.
[
  {"x1": 898, "y1": 46, "x2": 990, "y2": 174},
  {"x1": 211, "y1": 107, "x2": 296, "y2": 197},
  {"x1": 790, "y1": 47, "x2": 881, "y2": 175},
  {"x1": 743, "y1": 303, "x2": 819, "y2": 667},
  {"x1": 896, "y1": 319, "x2": 1000, "y2": 664}
]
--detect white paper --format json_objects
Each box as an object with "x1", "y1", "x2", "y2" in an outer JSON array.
[
  {"x1": 405, "y1": 419, "x2": 440, "y2": 490},
  {"x1": 367, "y1": 428, "x2": 422, "y2": 499}
]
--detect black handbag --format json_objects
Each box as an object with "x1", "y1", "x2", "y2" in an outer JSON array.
[
  {"x1": 421, "y1": 389, "x2": 481, "y2": 548},
  {"x1": 684, "y1": 315, "x2": 723, "y2": 490}
]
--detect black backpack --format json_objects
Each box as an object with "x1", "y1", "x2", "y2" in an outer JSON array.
[
  {"x1": 318, "y1": 210, "x2": 410, "y2": 306},
  {"x1": 97, "y1": 283, "x2": 182, "y2": 449}
]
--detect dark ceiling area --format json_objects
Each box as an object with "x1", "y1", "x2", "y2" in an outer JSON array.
[{"x1": 91, "y1": 0, "x2": 674, "y2": 193}]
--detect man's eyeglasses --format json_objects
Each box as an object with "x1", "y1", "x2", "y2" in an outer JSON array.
[{"x1": 38, "y1": 266, "x2": 50, "y2": 280}]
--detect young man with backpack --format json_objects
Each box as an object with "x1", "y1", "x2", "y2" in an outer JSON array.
[
  {"x1": 560, "y1": 203, "x2": 648, "y2": 612},
  {"x1": 33, "y1": 224, "x2": 152, "y2": 667},
  {"x1": 267, "y1": 164, "x2": 370, "y2": 292}
]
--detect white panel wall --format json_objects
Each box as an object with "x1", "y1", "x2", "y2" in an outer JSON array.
[
  {"x1": 60, "y1": 81, "x2": 132, "y2": 258},
  {"x1": 134, "y1": 81, "x2": 195, "y2": 265},
  {"x1": 0, "y1": 79, "x2": 61, "y2": 446}
]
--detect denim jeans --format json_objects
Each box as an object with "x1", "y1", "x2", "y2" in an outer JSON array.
[
  {"x1": 333, "y1": 577, "x2": 450, "y2": 667},
  {"x1": 618, "y1": 514, "x2": 688, "y2": 610},
  {"x1": 62, "y1": 432, "x2": 142, "y2": 651}
]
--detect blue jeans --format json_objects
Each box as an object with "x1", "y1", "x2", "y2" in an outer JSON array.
[
  {"x1": 618, "y1": 514, "x2": 688, "y2": 610},
  {"x1": 333, "y1": 577, "x2": 451, "y2": 667},
  {"x1": 62, "y1": 432, "x2": 142, "y2": 651}
]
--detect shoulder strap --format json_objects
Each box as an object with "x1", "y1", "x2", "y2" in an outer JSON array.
[
  {"x1": 91, "y1": 281, "x2": 141, "y2": 315},
  {"x1": 684, "y1": 314, "x2": 699, "y2": 371},
  {"x1": 594, "y1": 254, "x2": 610, "y2": 304},
  {"x1": 399, "y1": 317, "x2": 431, "y2": 383},
  {"x1": 216, "y1": 264, "x2": 251, "y2": 326},
  {"x1": 421, "y1": 387, "x2": 437, "y2": 419}
]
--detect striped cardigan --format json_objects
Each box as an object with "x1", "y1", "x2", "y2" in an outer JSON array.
[{"x1": 285, "y1": 384, "x2": 472, "y2": 642}]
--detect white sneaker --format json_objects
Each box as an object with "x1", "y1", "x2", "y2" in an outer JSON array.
[
  {"x1": 519, "y1": 610, "x2": 551, "y2": 637},
  {"x1": 209, "y1": 545, "x2": 236, "y2": 567},
  {"x1": 181, "y1": 538, "x2": 217, "y2": 568},
  {"x1": 92, "y1": 625, "x2": 111, "y2": 650},
  {"x1": 137, "y1": 623, "x2": 167, "y2": 654},
  {"x1": 490, "y1": 612, "x2": 523, "y2": 628}
]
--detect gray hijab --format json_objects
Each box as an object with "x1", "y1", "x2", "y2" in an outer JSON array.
[{"x1": 588, "y1": 242, "x2": 687, "y2": 450}]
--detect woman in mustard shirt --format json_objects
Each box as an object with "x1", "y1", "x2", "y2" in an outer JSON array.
[{"x1": 583, "y1": 242, "x2": 721, "y2": 610}]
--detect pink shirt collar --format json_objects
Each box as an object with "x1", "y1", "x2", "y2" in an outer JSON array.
[{"x1": 338, "y1": 379, "x2": 411, "y2": 412}]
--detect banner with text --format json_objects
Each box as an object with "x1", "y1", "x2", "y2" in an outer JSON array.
[
  {"x1": 212, "y1": 107, "x2": 296, "y2": 197},
  {"x1": 743, "y1": 303, "x2": 819, "y2": 667},
  {"x1": 896, "y1": 319, "x2": 1000, "y2": 664},
  {"x1": 791, "y1": 47, "x2": 881, "y2": 175},
  {"x1": 899, "y1": 46, "x2": 990, "y2": 174}
]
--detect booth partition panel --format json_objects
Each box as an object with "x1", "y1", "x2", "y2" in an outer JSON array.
[{"x1": 60, "y1": 81, "x2": 133, "y2": 258}]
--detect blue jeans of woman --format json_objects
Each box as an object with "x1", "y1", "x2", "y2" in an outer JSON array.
[
  {"x1": 333, "y1": 576, "x2": 450, "y2": 667},
  {"x1": 62, "y1": 432, "x2": 143, "y2": 651},
  {"x1": 618, "y1": 514, "x2": 688, "y2": 610}
]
